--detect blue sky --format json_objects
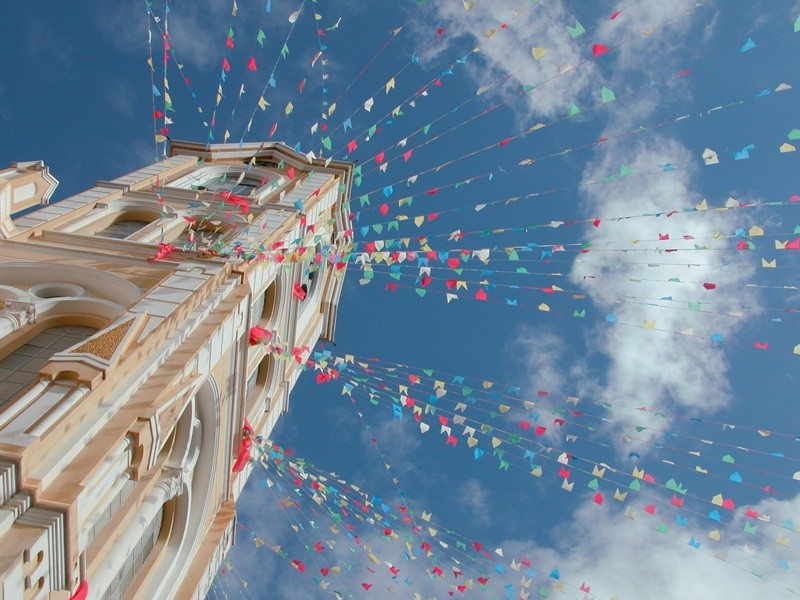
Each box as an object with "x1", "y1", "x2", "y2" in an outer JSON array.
[{"x1": 3, "y1": 1, "x2": 800, "y2": 598}]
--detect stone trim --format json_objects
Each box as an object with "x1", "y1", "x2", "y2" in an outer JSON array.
[
  {"x1": 17, "y1": 505, "x2": 67, "y2": 593},
  {"x1": 0, "y1": 458, "x2": 17, "y2": 506}
]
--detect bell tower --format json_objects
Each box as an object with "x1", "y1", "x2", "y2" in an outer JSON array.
[{"x1": 0, "y1": 142, "x2": 352, "y2": 599}]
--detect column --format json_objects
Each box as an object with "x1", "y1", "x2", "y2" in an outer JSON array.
[
  {"x1": 90, "y1": 468, "x2": 184, "y2": 598},
  {"x1": 0, "y1": 300, "x2": 35, "y2": 340}
]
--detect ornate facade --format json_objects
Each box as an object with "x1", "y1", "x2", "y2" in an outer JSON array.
[{"x1": 0, "y1": 142, "x2": 353, "y2": 599}]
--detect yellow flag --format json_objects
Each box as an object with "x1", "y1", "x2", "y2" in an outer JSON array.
[{"x1": 531, "y1": 47, "x2": 548, "y2": 60}]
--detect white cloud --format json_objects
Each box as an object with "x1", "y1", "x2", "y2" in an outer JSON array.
[
  {"x1": 510, "y1": 328, "x2": 567, "y2": 394},
  {"x1": 417, "y1": 1, "x2": 710, "y2": 128},
  {"x1": 234, "y1": 461, "x2": 800, "y2": 600},
  {"x1": 419, "y1": 1, "x2": 597, "y2": 121},
  {"x1": 496, "y1": 488, "x2": 800, "y2": 600},
  {"x1": 100, "y1": 1, "x2": 230, "y2": 68},
  {"x1": 567, "y1": 129, "x2": 761, "y2": 454},
  {"x1": 454, "y1": 477, "x2": 492, "y2": 527}
]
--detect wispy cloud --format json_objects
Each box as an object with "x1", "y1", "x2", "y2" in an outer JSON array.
[
  {"x1": 453, "y1": 477, "x2": 492, "y2": 527},
  {"x1": 99, "y1": 1, "x2": 232, "y2": 69},
  {"x1": 420, "y1": 1, "x2": 598, "y2": 121},
  {"x1": 509, "y1": 328, "x2": 568, "y2": 393},
  {"x1": 498, "y1": 489, "x2": 800, "y2": 599},
  {"x1": 567, "y1": 127, "x2": 761, "y2": 455}
]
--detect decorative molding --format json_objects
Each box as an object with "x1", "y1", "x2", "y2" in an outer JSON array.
[
  {"x1": 156, "y1": 401, "x2": 185, "y2": 442},
  {"x1": 0, "y1": 262, "x2": 143, "y2": 308},
  {"x1": 2, "y1": 299, "x2": 36, "y2": 326},
  {"x1": 156, "y1": 466, "x2": 185, "y2": 500},
  {"x1": 71, "y1": 319, "x2": 133, "y2": 361},
  {"x1": 2, "y1": 491, "x2": 32, "y2": 523},
  {"x1": 43, "y1": 315, "x2": 146, "y2": 388},
  {"x1": 152, "y1": 373, "x2": 204, "y2": 460},
  {"x1": 0, "y1": 459, "x2": 17, "y2": 506},
  {"x1": 17, "y1": 504, "x2": 68, "y2": 593},
  {"x1": 191, "y1": 506, "x2": 236, "y2": 600}
]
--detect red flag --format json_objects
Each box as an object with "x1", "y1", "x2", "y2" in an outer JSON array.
[
  {"x1": 249, "y1": 326, "x2": 272, "y2": 345},
  {"x1": 292, "y1": 282, "x2": 307, "y2": 301}
]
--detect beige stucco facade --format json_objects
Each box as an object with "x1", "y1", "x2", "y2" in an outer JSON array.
[{"x1": 0, "y1": 142, "x2": 353, "y2": 600}]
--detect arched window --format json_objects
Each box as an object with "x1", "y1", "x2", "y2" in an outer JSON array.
[
  {"x1": 249, "y1": 279, "x2": 278, "y2": 329},
  {"x1": 95, "y1": 211, "x2": 159, "y2": 240},
  {"x1": 193, "y1": 173, "x2": 261, "y2": 196},
  {"x1": 173, "y1": 219, "x2": 236, "y2": 249},
  {"x1": 96, "y1": 219, "x2": 152, "y2": 239},
  {"x1": 168, "y1": 165, "x2": 284, "y2": 201},
  {"x1": 246, "y1": 355, "x2": 274, "y2": 412},
  {"x1": 86, "y1": 479, "x2": 135, "y2": 547},
  {"x1": 0, "y1": 325, "x2": 97, "y2": 409},
  {"x1": 249, "y1": 293, "x2": 266, "y2": 329},
  {"x1": 299, "y1": 244, "x2": 325, "y2": 311},
  {"x1": 98, "y1": 504, "x2": 164, "y2": 600}
]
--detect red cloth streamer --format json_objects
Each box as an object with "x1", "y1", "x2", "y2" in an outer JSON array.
[
  {"x1": 592, "y1": 44, "x2": 609, "y2": 56},
  {"x1": 69, "y1": 582, "x2": 89, "y2": 600},
  {"x1": 248, "y1": 56, "x2": 257, "y2": 71},
  {"x1": 220, "y1": 191, "x2": 250, "y2": 214},
  {"x1": 292, "y1": 281, "x2": 307, "y2": 301},
  {"x1": 149, "y1": 243, "x2": 177, "y2": 261},
  {"x1": 249, "y1": 326, "x2": 272, "y2": 346},
  {"x1": 232, "y1": 434, "x2": 252, "y2": 473}
]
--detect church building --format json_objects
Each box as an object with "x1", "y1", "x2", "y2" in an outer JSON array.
[{"x1": 0, "y1": 141, "x2": 353, "y2": 599}]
